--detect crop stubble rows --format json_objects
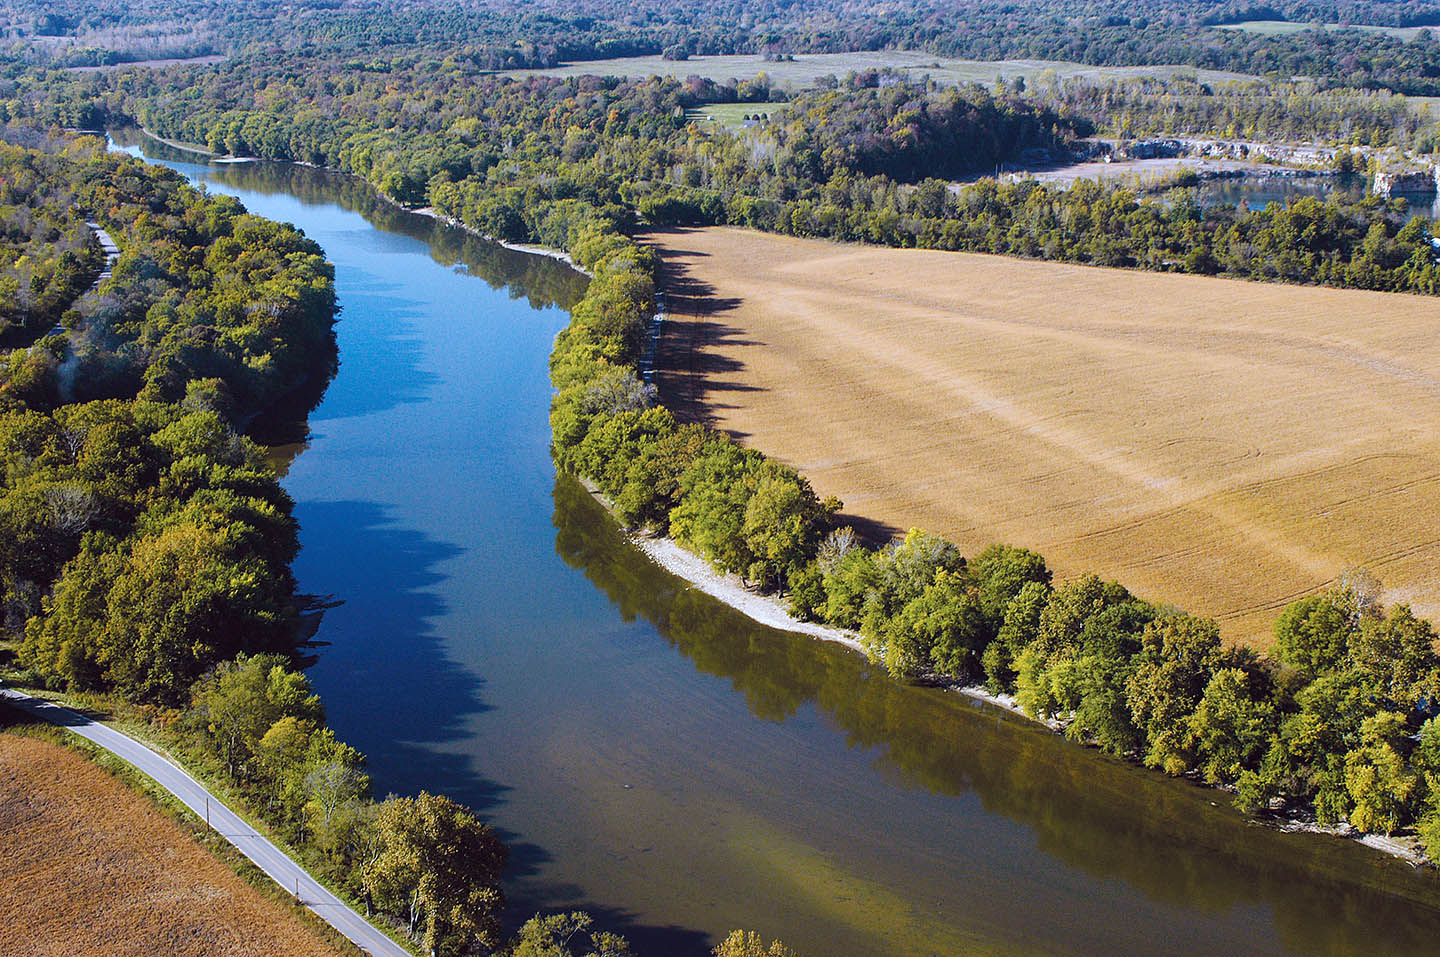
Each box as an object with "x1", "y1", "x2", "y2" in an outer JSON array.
[
  {"x1": 647, "y1": 226, "x2": 1440, "y2": 647},
  {"x1": 0, "y1": 731, "x2": 344, "y2": 957}
]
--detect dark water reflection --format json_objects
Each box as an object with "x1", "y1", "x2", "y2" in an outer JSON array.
[
  {"x1": 114, "y1": 129, "x2": 1440, "y2": 956},
  {"x1": 1194, "y1": 171, "x2": 1440, "y2": 220},
  {"x1": 552, "y1": 472, "x2": 1440, "y2": 955}
]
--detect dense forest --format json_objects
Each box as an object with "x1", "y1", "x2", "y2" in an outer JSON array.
[
  {"x1": 12, "y1": 0, "x2": 1440, "y2": 90},
  {"x1": 24, "y1": 55, "x2": 1435, "y2": 293},
  {"x1": 1032, "y1": 74, "x2": 1440, "y2": 150},
  {"x1": 0, "y1": 137, "x2": 102, "y2": 341},
  {"x1": 0, "y1": 136, "x2": 335, "y2": 696}
]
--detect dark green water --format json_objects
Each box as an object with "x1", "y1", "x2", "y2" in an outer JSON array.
[
  {"x1": 1195, "y1": 172, "x2": 1440, "y2": 219},
  {"x1": 115, "y1": 133, "x2": 1440, "y2": 956}
]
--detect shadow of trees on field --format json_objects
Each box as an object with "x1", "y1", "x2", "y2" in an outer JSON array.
[
  {"x1": 837, "y1": 511, "x2": 903, "y2": 547},
  {"x1": 645, "y1": 231, "x2": 772, "y2": 435}
]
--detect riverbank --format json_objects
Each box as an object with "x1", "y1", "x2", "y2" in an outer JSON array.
[
  {"x1": 626, "y1": 512, "x2": 1431, "y2": 866},
  {"x1": 625, "y1": 524, "x2": 1057, "y2": 726},
  {"x1": 138, "y1": 126, "x2": 216, "y2": 157},
  {"x1": 122, "y1": 128, "x2": 587, "y2": 274},
  {"x1": 411, "y1": 207, "x2": 587, "y2": 273},
  {"x1": 98, "y1": 124, "x2": 1440, "y2": 956}
]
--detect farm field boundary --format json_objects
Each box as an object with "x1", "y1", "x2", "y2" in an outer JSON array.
[
  {"x1": 645, "y1": 225, "x2": 1440, "y2": 647},
  {"x1": 0, "y1": 716, "x2": 352, "y2": 957}
]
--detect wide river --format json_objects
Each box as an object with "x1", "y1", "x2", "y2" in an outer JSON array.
[{"x1": 116, "y1": 133, "x2": 1440, "y2": 955}]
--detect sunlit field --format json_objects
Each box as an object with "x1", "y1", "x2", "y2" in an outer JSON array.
[{"x1": 649, "y1": 226, "x2": 1440, "y2": 647}]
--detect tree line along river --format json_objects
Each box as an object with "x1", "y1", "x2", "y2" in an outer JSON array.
[{"x1": 111, "y1": 130, "x2": 1440, "y2": 956}]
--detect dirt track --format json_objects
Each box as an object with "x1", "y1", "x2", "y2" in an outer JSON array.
[
  {"x1": 646, "y1": 226, "x2": 1440, "y2": 646},
  {"x1": 0, "y1": 731, "x2": 345, "y2": 957}
]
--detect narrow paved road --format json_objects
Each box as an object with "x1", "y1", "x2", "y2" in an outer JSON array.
[
  {"x1": 1, "y1": 688, "x2": 411, "y2": 957},
  {"x1": 35, "y1": 222, "x2": 120, "y2": 341}
]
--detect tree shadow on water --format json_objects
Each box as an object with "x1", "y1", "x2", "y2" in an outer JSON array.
[
  {"x1": 310, "y1": 289, "x2": 440, "y2": 423},
  {"x1": 295, "y1": 499, "x2": 504, "y2": 812},
  {"x1": 501, "y1": 893, "x2": 714, "y2": 957}
]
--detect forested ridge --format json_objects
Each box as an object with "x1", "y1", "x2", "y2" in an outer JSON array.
[
  {"x1": 15, "y1": 0, "x2": 1440, "y2": 92},
  {"x1": 15, "y1": 57, "x2": 1440, "y2": 293}
]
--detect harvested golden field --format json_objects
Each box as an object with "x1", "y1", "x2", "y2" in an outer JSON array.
[
  {"x1": 0, "y1": 731, "x2": 347, "y2": 957},
  {"x1": 646, "y1": 226, "x2": 1440, "y2": 647}
]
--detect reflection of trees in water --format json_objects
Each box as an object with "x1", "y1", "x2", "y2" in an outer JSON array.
[
  {"x1": 112, "y1": 129, "x2": 590, "y2": 312},
  {"x1": 550, "y1": 471, "x2": 1440, "y2": 954}
]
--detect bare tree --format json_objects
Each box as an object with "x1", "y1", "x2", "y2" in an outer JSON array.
[
  {"x1": 44, "y1": 483, "x2": 99, "y2": 536},
  {"x1": 817, "y1": 526, "x2": 857, "y2": 575}
]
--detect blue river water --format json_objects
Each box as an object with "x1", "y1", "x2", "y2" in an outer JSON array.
[{"x1": 114, "y1": 133, "x2": 1440, "y2": 956}]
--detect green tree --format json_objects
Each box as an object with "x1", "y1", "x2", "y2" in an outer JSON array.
[
  {"x1": 1126, "y1": 614, "x2": 1225, "y2": 775},
  {"x1": 1351, "y1": 603, "x2": 1440, "y2": 706},
  {"x1": 668, "y1": 439, "x2": 765, "y2": 578},
  {"x1": 982, "y1": 579, "x2": 1050, "y2": 692},
  {"x1": 821, "y1": 545, "x2": 883, "y2": 629},
  {"x1": 92, "y1": 519, "x2": 296, "y2": 704},
  {"x1": 740, "y1": 462, "x2": 832, "y2": 590},
  {"x1": 1033, "y1": 574, "x2": 1131, "y2": 660},
  {"x1": 1185, "y1": 666, "x2": 1278, "y2": 785},
  {"x1": 967, "y1": 543, "x2": 1050, "y2": 636},
  {"x1": 510, "y1": 912, "x2": 633, "y2": 957},
  {"x1": 191, "y1": 653, "x2": 322, "y2": 779},
  {"x1": 1273, "y1": 594, "x2": 1352, "y2": 680},
  {"x1": 713, "y1": 931, "x2": 798, "y2": 957},
  {"x1": 1345, "y1": 711, "x2": 1419, "y2": 835},
  {"x1": 1064, "y1": 652, "x2": 1142, "y2": 756},
  {"x1": 872, "y1": 568, "x2": 985, "y2": 679},
  {"x1": 301, "y1": 728, "x2": 369, "y2": 858},
  {"x1": 362, "y1": 792, "x2": 508, "y2": 955}
]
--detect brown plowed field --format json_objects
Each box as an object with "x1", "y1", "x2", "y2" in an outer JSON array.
[
  {"x1": 645, "y1": 226, "x2": 1440, "y2": 647},
  {"x1": 0, "y1": 731, "x2": 346, "y2": 957}
]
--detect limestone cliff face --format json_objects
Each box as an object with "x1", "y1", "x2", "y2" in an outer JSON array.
[{"x1": 1373, "y1": 167, "x2": 1440, "y2": 197}]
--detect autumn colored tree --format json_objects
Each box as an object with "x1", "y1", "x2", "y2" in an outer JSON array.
[{"x1": 362, "y1": 792, "x2": 508, "y2": 955}]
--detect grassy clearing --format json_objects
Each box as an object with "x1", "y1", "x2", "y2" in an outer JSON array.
[
  {"x1": 1215, "y1": 20, "x2": 1438, "y2": 40},
  {"x1": 646, "y1": 225, "x2": 1440, "y2": 648},
  {"x1": 686, "y1": 102, "x2": 791, "y2": 128},
  {"x1": 506, "y1": 51, "x2": 1257, "y2": 89},
  {"x1": 0, "y1": 709, "x2": 355, "y2": 957}
]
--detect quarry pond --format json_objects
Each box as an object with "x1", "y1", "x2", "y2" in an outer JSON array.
[{"x1": 115, "y1": 132, "x2": 1440, "y2": 956}]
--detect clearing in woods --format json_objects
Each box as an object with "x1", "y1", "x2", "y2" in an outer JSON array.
[
  {"x1": 645, "y1": 226, "x2": 1440, "y2": 648},
  {"x1": 505, "y1": 51, "x2": 1258, "y2": 87},
  {"x1": 0, "y1": 728, "x2": 348, "y2": 957}
]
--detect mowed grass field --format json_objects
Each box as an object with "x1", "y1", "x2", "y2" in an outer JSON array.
[
  {"x1": 0, "y1": 728, "x2": 348, "y2": 957},
  {"x1": 686, "y1": 102, "x2": 791, "y2": 129},
  {"x1": 1215, "y1": 20, "x2": 1437, "y2": 40},
  {"x1": 507, "y1": 51, "x2": 1258, "y2": 88},
  {"x1": 645, "y1": 226, "x2": 1440, "y2": 647}
]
